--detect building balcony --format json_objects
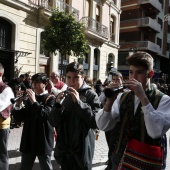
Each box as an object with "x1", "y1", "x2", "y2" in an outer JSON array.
[
  {"x1": 138, "y1": 17, "x2": 161, "y2": 32},
  {"x1": 121, "y1": 0, "x2": 161, "y2": 14},
  {"x1": 138, "y1": 0, "x2": 162, "y2": 13},
  {"x1": 120, "y1": 17, "x2": 161, "y2": 33},
  {"x1": 55, "y1": 0, "x2": 79, "y2": 20},
  {"x1": 80, "y1": 17, "x2": 108, "y2": 42},
  {"x1": 28, "y1": 0, "x2": 79, "y2": 20},
  {"x1": 119, "y1": 41, "x2": 161, "y2": 54}
]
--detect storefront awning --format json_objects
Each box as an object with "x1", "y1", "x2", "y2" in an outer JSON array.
[{"x1": 0, "y1": 47, "x2": 32, "y2": 63}]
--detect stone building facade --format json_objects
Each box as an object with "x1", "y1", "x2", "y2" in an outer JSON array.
[{"x1": 0, "y1": 0, "x2": 121, "y2": 82}]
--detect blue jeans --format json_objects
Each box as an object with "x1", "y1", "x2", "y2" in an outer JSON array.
[
  {"x1": 0, "y1": 128, "x2": 10, "y2": 170},
  {"x1": 20, "y1": 152, "x2": 53, "y2": 170}
]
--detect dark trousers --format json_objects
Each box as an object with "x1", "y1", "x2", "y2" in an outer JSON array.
[
  {"x1": 0, "y1": 128, "x2": 10, "y2": 170},
  {"x1": 20, "y1": 152, "x2": 53, "y2": 170}
]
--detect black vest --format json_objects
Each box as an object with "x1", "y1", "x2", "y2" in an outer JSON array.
[{"x1": 111, "y1": 89, "x2": 163, "y2": 165}]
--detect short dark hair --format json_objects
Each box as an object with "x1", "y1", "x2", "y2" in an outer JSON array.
[
  {"x1": 31, "y1": 73, "x2": 49, "y2": 84},
  {"x1": 126, "y1": 51, "x2": 153, "y2": 71},
  {"x1": 66, "y1": 62, "x2": 84, "y2": 75},
  {"x1": 112, "y1": 71, "x2": 122, "y2": 77},
  {"x1": 19, "y1": 74, "x2": 26, "y2": 79}
]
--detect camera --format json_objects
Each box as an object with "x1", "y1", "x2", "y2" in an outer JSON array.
[
  {"x1": 59, "y1": 90, "x2": 70, "y2": 105},
  {"x1": 104, "y1": 86, "x2": 126, "y2": 98}
]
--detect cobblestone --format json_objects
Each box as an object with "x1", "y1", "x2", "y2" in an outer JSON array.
[{"x1": 8, "y1": 127, "x2": 108, "y2": 170}]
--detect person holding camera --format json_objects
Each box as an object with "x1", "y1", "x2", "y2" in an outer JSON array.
[
  {"x1": 98, "y1": 71, "x2": 125, "y2": 170},
  {"x1": 49, "y1": 62, "x2": 101, "y2": 170},
  {"x1": 96, "y1": 51, "x2": 170, "y2": 169},
  {"x1": 12, "y1": 73, "x2": 56, "y2": 170}
]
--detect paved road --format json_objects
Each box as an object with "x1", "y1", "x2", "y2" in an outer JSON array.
[
  {"x1": 8, "y1": 127, "x2": 108, "y2": 170},
  {"x1": 8, "y1": 127, "x2": 170, "y2": 170}
]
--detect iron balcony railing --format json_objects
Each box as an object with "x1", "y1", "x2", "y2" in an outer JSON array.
[
  {"x1": 28, "y1": 0, "x2": 79, "y2": 20},
  {"x1": 121, "y1": 17, "x2": 161, "y2": 32},
  {"x1": 138, "y1": 17, "x2": 161, "y2": 32},
  {"x1": 138, "y1": 0, "x2": 162, "y2": 12},
  {"x1": 120, "y1": 41, "x2": 161, "y2": 54},
  {"x1": 80, "y1": 17, "x2": 108, "y2": 39},
  {"x1": 122, "y1": 0, "x2": 161, "y2": 12},
  {"x1": 55, "y1": 0, "x2": 79, "y2": 20}
]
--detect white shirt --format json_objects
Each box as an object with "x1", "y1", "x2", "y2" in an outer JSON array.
[
  {"x1": 0, "y1": 86, "x2": 14, "y2": 112},
  {"x1": 96, "y1": 92, "x2": 170, "y2": 139},
  {"x1": 51, "y1": 84, "x2": 67, "y2": 96}
]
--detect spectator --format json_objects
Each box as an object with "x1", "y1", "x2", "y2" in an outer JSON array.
[
  {"x1": 8, "y1": 74, "x2": 26, "y2": 96},
  {"x1": 47, "y1": 71, "x2": 67, "y2": 96},
  {"x1": 8, "y1": 74, "x2": 27, "y2": 128},
  {"x1": 84, "y1": 75, "x2": 94, "y2": 89},
  {"x1": 12, "y1": 73, "x2": 55, "y2": 170},
  {"x1": 49, "y1": 62, "x2": 101, "y2": 170},
  {"x1": 103, "y1": 78, "x2": 109, "y2": 88},
  {"x1": 94, "y1": 79, "x2": 103, "y2": 96},
  {"x1": 96, "y1": 51, "x2": 170, "y2": 169},
  {"x1": 99, "y1": 71, "x2": 125, "y2": 170},
  {"x1": 24, "y1": 73, "x2": 32, "y2": 89},
  {"x1": 0, "y1": 63, "x2": 14, "y2": 170}
]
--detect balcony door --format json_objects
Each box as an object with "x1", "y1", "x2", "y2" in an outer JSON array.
[
  {"x1": 85, "y1": 0, "x2": 91, "y2": 17},
  {"x1": 65, "y1": 0, "x2": 70, "y2": 4},
  {"x1": 96, "y1": 5, "x2": 101, "y2": 32},
  {"x1": 110, "y1": 16, "x2": 115, "y2": 42}
]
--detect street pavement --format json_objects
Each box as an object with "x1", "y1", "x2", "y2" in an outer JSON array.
[
  {"x1": 8, "y1": 127, "x2": 108, "y2": 170},
  {"x1": 8, "y1": 127, "x2": 170, "y2": 170}
]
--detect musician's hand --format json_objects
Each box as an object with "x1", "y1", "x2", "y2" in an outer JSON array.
[
  {"x1": 123, "y1": 79, "x2": 145, "y2": 99},
  {"x1": 15, "y1": 90, "x2": 25, "y2": 106},
  {"x1": 26, "y1": 89, "x2": 36, "y2": 104},
  {"x1": 123, "y1": 78, "x2": 150, "y2": 106},
  {"x1": 56, "y1": 91, "x2": 65, "y2": 103},
  {"x1": 67, "y1": 87, "x2": 79, "y2": 103}
]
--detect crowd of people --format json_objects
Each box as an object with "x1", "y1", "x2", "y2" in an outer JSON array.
[{"x1": 0, "y1": 51, "x2": 170, "y2": 170}]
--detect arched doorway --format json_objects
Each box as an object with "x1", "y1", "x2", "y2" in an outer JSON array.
[{"x1": 0, "y1": 18, "x2": 14, "y2": 82}]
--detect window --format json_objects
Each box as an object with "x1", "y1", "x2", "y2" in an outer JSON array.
[
  {"x1": 65, "y1": 0, "x2": 69, "y2": 4},
  {"x1": 96, "y1": 5, "x2": 100, "y2": 22},
  {"x1": 108, "y1": 53, "x2": 115, "y2": 64},
  {"x1": 85, "y1": 0, "x2": 90, "y2": 17},
  {"x1": 113, "y1": 0, "x2": 117, "y2": 5},
  {"x1": 110, "y1": 16, "x2": 115, "y2": 41},
  {"x1": 167, "y1": 43, "x2": 170, "y2": 51},
  {"x1": 0, "y1": 18, "x2": 12, "y2": 49},
  {"x1": 40, "y1": 32, "x2": 50, "y2": 57},
  {"x1": 159, "y1": 0, "x2": 163, "y2": 8},
  {"x1": 94, "y1": 49, "x2": 98, "y2": 65},
  {"x1": 85, "y1": 53, "x2": 89, "y2": 63},
  {"x1": 157, "y1": 37, "x2": 162, "y2": 48},
  {"x1": 168, "y1": 25, "x2": 170, "y2": 34},
  {"x1": 158, "y1": 17, "x2": 162, "y2": 29}
]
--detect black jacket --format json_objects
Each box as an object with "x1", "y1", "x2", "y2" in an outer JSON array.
[
  {"x1": 12, "y1": 93, "x2": 55, "y2": 155},
  {"x1": 49, "y1": 82, "x2": 101, "y2": 170}
]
